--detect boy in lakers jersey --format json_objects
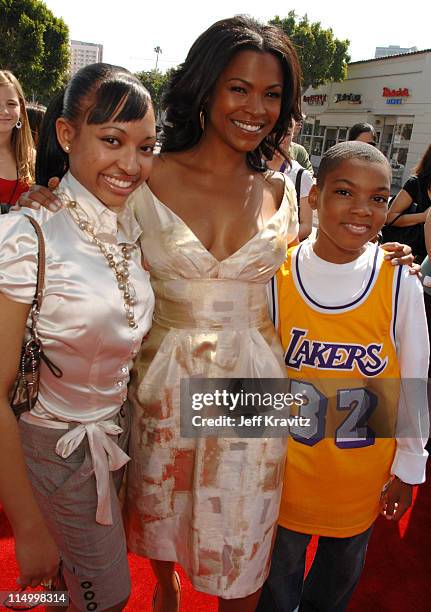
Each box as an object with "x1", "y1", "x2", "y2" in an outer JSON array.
[{"x1": 258, "y1": 142, "x2": 429, "y2": 612}]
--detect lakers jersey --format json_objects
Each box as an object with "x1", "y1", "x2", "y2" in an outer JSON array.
[{"x1": 274, "y1": 242, "x2": 401, "y2": 537}]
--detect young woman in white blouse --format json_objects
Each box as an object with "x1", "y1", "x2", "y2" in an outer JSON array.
[{"x1": 0, "y1": 63, "x2": 156, "y2": 611}]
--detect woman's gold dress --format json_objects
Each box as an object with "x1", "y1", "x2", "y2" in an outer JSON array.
[{"x1": 124, "y1": 180, "x2": 298, "y2": 598}]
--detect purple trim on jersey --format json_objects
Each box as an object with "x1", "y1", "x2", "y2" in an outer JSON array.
[
  {"x1": 270, "y1": 275, "x2": 276, "y2": 325},
  {"x1": 392, "y1": 265, "x2": 403, "y2": 341},
  {"x1": 295, "y1": 242, "x2": 379, "y2": 310}
]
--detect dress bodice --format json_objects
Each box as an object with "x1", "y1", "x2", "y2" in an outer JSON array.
[{"x1": 129, "y1": 179, "x2": 298, "y2": 284}]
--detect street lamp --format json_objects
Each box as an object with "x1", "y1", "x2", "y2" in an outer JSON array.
[{"x1": 154, "y1": 46, "x2": 162, "y2": 70}]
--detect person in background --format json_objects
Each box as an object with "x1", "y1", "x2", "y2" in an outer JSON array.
[
  {"x1": 420, "y1": 158, "x2": 431, "y2": 379},
  {"x1": 289, "y1": 115, "x2": 313, "y2": 174},
  {"x1": 348, "y1": 122, "x2": 377, "y2": 146},
  {"x1": 0, "y1": 70, "x2": 34, "y2": 212},
  {"x1": 26, "y1": 103, "x2": 46, "y2": 148},
  {"x1": 386, "y1": 144, "x2": 431, "y2": 264},
  {"x1": 267, "y1": 122, "x2": 314, "y2": 241}
]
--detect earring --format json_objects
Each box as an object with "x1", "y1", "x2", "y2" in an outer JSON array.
[
  {"x1": 199, "y1": 108, "x2": 205, "y2": 131},
  {"x1": 15, "y1": 119, "x2": 22, "y2": 129},
  {"x1": 64, "y1": 144, "x2": 70, "y2": 152}
]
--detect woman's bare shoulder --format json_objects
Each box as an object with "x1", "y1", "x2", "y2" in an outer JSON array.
[{"x1": 262, "y1": 170, "x2": 287, "y2": 207}]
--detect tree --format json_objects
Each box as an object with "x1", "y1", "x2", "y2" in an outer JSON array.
[
  {"x1": 135, "y1": 68, "x2": 175, "y2": 120},
  {"x1": 0, "y1": 0, "x2": 70, "y2": 104},
  {"x1": 270, "y1": 12, "x2": 350, "y2": 91}
]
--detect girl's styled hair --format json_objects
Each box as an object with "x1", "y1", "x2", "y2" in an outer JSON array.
[
  {"x1": 414, "y1": 144, "x2": 431, "y2": 189},
  {"x1": 0, "y1": 70, "x2": 35, "y2": 183},
  {"x1": 161, "y1": 15, "x2": 302, "y2": 171},
  {"x1": 348, "y1": 122, "x2": 377, "y2": 142},
  {"x1": 36, "y1": 63, "x2": 151, "y2": 186}
]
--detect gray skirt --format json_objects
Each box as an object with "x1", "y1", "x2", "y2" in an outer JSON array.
[{"x1": 19, "y1": 408, "x2": 131, "y2": 611}]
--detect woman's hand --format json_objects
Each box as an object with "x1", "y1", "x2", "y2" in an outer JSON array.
[
  {"x1": 15, "y1": 522, "x2": 60, "y2": 588},
  {"x1": 12, "y1": 177, "x2": 62, "y2": 212},
  {"x1": 381, "y1": 242, "x2": 419, "y2": 274}
]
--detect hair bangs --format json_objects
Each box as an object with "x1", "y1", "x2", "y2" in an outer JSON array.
[{"x1": 87, "y1": 79, "x2": 149, "y2": 124}]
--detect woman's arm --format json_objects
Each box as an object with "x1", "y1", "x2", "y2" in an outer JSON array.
[
  {"x1": 298, "y1": 196, "x2": 313, "y2": 242},
  {"x1": 0, "y1": 293, "x2": 59, "y2": 587},
  {"x1": 386, "y1": 189, "x2": 429, "y2": 226}
]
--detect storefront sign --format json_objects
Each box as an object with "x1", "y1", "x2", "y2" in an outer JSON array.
[
  {"x1": 382, "y1": 87, "x2": 409, "y2": 97},
  {"x1": 333, "y1": 93, "x2": 362, "y2": 104},
  {"x1": 303, "y1": 94, "x2": 327, "y2": 105}
]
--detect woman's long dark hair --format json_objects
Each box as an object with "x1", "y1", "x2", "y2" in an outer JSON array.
[
  {"x1": 161, "y1": 15, "x2": 302, "y2": 172},
  {"x1": 414, "y1": 144, "x2": 431, "y2": 189},
  {"x1": 36, "y1": 63, "x2": 151, "y2": 185}
]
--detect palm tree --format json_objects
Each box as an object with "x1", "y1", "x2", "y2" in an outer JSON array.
[{"x1": 154, "y1": 46, "x2": 162, "y2": 70}]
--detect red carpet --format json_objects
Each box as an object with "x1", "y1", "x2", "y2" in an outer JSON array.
[{"x1": 1, "y1": 467, "x2": 430, "y2": 611}]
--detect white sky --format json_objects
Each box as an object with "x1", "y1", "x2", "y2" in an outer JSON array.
[{"x1": 43, "y1": 0, "x2": 430, "y2": 72}]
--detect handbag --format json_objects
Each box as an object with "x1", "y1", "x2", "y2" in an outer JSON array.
[
  {"x1": 9, "y1": 215, "x2": 62, "y2": 419},
  {"x1": 381, "y1": 177, "x2": 427, "y2": 262}
]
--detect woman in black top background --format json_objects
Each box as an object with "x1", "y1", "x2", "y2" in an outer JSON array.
[{"x1": 386, "y1": 144, "x2": 431, "y2": 263}]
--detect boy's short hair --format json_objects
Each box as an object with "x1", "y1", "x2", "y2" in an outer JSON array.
[{"x1": 317, "y1": 141, "x2": 391, "y2": 187}]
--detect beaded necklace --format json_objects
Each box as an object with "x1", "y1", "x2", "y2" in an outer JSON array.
[{"x1": 62, "y1": 196, "x2": 138, "y2": 329}]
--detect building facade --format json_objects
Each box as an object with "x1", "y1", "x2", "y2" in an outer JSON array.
[
  {"x1": 298, "y1": 49, "x2": 431, "y2": 192},
  {"x1": 375, "y1": 45, "x2": 417, "y2": 59},
  {"x1": 70, "y1": 40, "x2": 103, "y2": 75}
]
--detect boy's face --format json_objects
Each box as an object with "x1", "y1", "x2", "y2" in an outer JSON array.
[{"x1": 309, "y1": 158, "x2": 390, "y2": 263}]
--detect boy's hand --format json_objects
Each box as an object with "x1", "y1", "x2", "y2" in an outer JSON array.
[
  {"x1": 11, "y1": 177, "x2": 62, "y2": 212},
  {"x1": 380, "y1": 476, "x2": 413, "y2": 521}
]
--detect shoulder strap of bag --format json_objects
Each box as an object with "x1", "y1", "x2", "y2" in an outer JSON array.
[
  {"x1": 295, "y1": 168, "x2": 305, "y2": 207},
  {"x1": 23, "y1": 216, "x2": 62, "y2": 379},
  {"x1": 24, "y1": 215, "x2": 45, "y2": 310}
]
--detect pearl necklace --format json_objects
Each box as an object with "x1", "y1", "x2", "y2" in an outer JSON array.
[{"x1": 62, "y1": 197, "x2": 138, "y2": 329}]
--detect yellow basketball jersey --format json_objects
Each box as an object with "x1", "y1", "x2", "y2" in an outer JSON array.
[{"x1": 276, "y1": 243, "x2": 401, "y2": 537}]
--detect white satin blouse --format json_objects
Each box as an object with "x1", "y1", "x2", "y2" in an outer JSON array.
[{"x1": 0, "y1": 172, "x2": 155, "y2": 523}]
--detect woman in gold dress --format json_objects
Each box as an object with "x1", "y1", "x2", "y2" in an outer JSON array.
[{"x1": 124, "y1": 16, "x2": 301, "y2": 611}]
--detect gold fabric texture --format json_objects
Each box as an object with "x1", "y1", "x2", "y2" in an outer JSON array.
[{"x1": 124, "y1": 179, "x2": 298, "y2": 598}]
